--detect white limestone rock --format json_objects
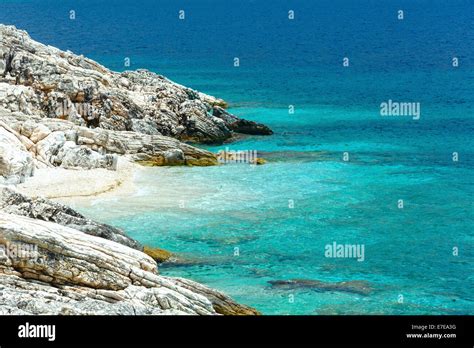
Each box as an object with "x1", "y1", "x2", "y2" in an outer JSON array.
[
  {"x1": 0, "y1": 125, "x2": 34, "y2": 184},
  {"x1": 0, "y1": 24, "x2": 271, "y2": 144},
  {"x1": 0, "y1": 212, "x2": 216, "y2": 315}
]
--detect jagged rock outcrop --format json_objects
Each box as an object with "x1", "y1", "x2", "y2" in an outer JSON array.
[
  {"x1": 0, "y1": 186, "x2": 141, "y2": 250},
  {"x1": 212, "y1": 106, "x2": 273, "y2": 136},
  {"x1": 0, "y1": 112, "x2": 218, "y2": 168},
  {"x1": 0, "y1": 212, "x2": 259, "y2": 315},
  {"x1": 0, "y1": 24, "x2": 273, "y2": 182},
  {"x1": 0, "y1": 110, "x2": 118, "y2": 182},
  {"x1": 0, "y1": 24, "x2": 271, "y2": 144}
]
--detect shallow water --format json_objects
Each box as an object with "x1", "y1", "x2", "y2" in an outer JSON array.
[
  {"x1": 76, "y1": 136, "x2": 474, "y2": 314},
  {"x1": 2, "y1": 0, "x2": 473, "y2": 314}
]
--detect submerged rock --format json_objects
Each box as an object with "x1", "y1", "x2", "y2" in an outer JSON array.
[
  {"x1": 160, "y1": 255, "x2": 229, "y2": 268},
  {"x1": 176, "y1": 233, "x2": 259, "y2": 247},
  {"x1": 251, "y1": 158, "x2": 267, "y2": 165},
  {"x1": 143, "y1": 246, "x2": 174, "y2": 263},
  {"x1": 268, "y1": 279, "x2": 373, "y2": 295}
]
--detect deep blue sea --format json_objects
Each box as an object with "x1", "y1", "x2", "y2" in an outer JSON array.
[{"x1": 1, "y1": 0, "x2": 473, "y2": 314}]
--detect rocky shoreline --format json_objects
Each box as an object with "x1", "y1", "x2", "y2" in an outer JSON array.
[{"x1": 0, "y1": 24, "x2": 269, "y2": 315}]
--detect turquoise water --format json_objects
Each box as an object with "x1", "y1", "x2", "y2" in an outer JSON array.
[
  {"x1": 1, "y1": 0, "x2": 473, "y2": 314},
  {"x1": 75, "y1": 103, "x2": 473, "y2": 315}
]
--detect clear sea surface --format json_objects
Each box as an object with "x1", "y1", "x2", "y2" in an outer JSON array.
[{"x1": 1, "y1": 0, "x2": 473, "y2": 314}]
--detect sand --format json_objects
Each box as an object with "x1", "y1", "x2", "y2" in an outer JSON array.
[{"x1": 16, "y1": 157, "x2": 142, "y2": 200}]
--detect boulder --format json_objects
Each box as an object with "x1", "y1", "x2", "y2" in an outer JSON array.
[
  {"x1": 35, "y1": 131, "x2": 66, "y2": 163},
  {"x1": 57, "y1": 144, "x2": 117, "y2": 170},
  {"x1": 29, "y1": 124, "x2": 51, "y2": 143},
  {"x1": 0, "y1": 126, "x2": 34, "y2": 184},
  {"x1": 163, "y1": 149, "x2": 185, "y2": 166},
  {"x1": 143, "y1": 246, "x2": 173, "y2": 263}
]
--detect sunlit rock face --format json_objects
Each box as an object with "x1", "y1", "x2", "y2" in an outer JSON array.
[
  {"x1": 0, "y1": 210, "x2": 259, "y2": 315},
  {"x1": 0, "y1": 24, "x2": 271, "y2": 144}
]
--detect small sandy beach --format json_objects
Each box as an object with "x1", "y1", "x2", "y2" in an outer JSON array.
[{"x1": 16, "y1": 157, "x2": 142, "y2": 201}]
